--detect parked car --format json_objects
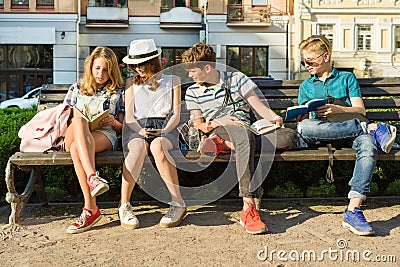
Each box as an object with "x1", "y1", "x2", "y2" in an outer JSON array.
[{"x1": 0, "y1": 87, "x2": 42, "y2": 109}]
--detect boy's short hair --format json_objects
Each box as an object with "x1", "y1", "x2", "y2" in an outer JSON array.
[
  {"x1": 182, "y1": 42, "x2": 216, "y2": 69},
  {"x1": 299, "y1": 35, "x2": 332, "y2": 56}
]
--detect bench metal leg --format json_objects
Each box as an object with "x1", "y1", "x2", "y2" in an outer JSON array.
[{"x1": 5, "y1": 159, "x2": 48, "y2": 224}]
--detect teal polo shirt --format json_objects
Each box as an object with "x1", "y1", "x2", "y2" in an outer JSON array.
[{"x1": 298, "y1": 67, "x2": 361, "y2": 107}]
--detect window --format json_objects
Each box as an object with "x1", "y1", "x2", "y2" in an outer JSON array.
[
  {"x1": 0, "y1": 45, "x2": 53, "y2": 100},
  {"x1": 356, "y1": 0, "x2": 376, "y2": 4},
  {"x1": 252, "y1": 0, "x2": 266, "y2": 5},
  {"x1": 357, "y1": 24, "x2": 372, "y2": 51},
  {"x1": 37, "y1": 0, "x2": 53, "y2": 5},
  {"x1": 161, "y1": 47, "x2": 191, "y2": 84},
  {"x1": 12, "y1": 0, "x2": 28, "y2": 5},
  {"x1": 319, "y1": 0, "x2": 340, "y2": 4},
  {"x1": 162, "y1": 0, "x2": 198, "y2": 9},
  {"x1": 227, "y1": 46, "x2": 268, "y2": 77},
  {"x1": 88, "y1": 0, "x2": 127, "y2": 8},
  {"x1": 318, "y1": 24, "x2": 334, "y2": 46},
  {"x1": 395, "y1": 26, "x2": 400, "y2": 51},
  {"x1": 0, "y1": 0, "x2": 4, "y2": 6},
  {"x1": 161, "y1": 47, "x2": 189, "y2": 68}
]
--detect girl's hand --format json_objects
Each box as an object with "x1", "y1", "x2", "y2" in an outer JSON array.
[
  {"x1": 100, "y1": 115, "x2": 116, "y2": 127},
  {"x1": 139, "y1": 128, "x2": 148, "y2": 138},
  {"x1": 145, "y1": 128, "x2": 162, "y2": 137}
]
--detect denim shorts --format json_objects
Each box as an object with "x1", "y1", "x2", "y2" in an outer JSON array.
[
  {"x1": 128, "y1": 117, "x2": 178, "y2": 148},
  {"x1": 94, "y1": 126, "x2": 119, "y2": 151}
]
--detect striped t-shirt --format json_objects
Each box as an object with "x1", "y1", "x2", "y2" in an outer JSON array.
[{"x1": 185, "y1": 71, "x2": 256, "y2": 122}]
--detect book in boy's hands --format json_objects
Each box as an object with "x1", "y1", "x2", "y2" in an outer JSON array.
[
  {"x1": 73, "y1": 105, "x2": 110, "y2": 131},
  {"x1": 237, "y1": 118, "x2": 281, "y2": 135},
  {"x1": 285, "y1": 98, "x2": 327, "y2": 120}
]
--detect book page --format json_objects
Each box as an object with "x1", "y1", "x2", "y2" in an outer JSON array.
[
  {"x1": 252, "y1": 119, "x2": 281, "y2": 135},
  {"x1": 73, "y1": 106, "x2": 89, "y2": 121},
  {"x1": 88, "y1": 109, "x2": 110, "y2": 131},
  {"x1": 237, "y1": 119, "x2": 280, "y2": 135},
  {"x1": 73, "y1": 106, "x2": 109, "y2": 131}
]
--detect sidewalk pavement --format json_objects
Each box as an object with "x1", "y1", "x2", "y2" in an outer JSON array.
[{"x1": 0, "y1": 197, "x2": 399, "y2": 266}]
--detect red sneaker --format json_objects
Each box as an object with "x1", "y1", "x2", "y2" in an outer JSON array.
[
  {"x1": 88, "y1": 172, "x2": 109, "y2": 197},
  {"x1": 240, "y1": 205, "x2": 268, "y2": 234},
  {"x1": 67, "y1": 208, "x2": 101, "y2": 234},
  {"x1": 198, "y1": 134, "x2": 231, "y2": 156}
]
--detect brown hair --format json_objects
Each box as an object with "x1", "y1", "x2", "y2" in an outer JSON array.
[
  {"x1": 80, "y1": 46, "x2": 123, "y2": 96},
  {"x1": 181, "y1": 42, "x2": 216, "y2": 69},
  {"x1": 129, "y1": 57, "x2": 162, "y2": 91},
  {"x1": 299, "y1": 35, "x2": 332, "y2": 56}
]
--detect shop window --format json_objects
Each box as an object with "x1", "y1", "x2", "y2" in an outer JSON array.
[{"x1": 227, "y1": 46, "x2": 268, "y2": 77}]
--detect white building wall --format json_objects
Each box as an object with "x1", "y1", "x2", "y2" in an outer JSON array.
[
  {"x1": 0, "y1": 14, "x2": 78, "y2": 85},
  {"x1": 206, "y1": 15, "x2": 290, "y2": 80}
]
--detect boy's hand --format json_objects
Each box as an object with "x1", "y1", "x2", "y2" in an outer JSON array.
[
  {"x1": 296, "y1": 113, "x2": 308, "y2": 122},
  {"x1": 316, "y1": 104, "x2": 342, "y2": 117}
]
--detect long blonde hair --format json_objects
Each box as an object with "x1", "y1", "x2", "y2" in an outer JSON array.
[{"x1": 80, "y1": 46, "x2": 123, "y2": 96}]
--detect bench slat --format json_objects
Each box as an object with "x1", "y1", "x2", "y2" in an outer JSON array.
[
  {"x1": 10, "y1": 147, "x2": 400, "y2": 169},
  {"x1": 267, "y1": 98, "x2": 400, "y2": 110}
]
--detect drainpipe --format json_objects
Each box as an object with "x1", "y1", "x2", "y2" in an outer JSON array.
[
  {"x1": 203, "y1": 0, "x2": 208, "y2": 43},
  {"x1": 76, "y1": 0, "x2": 81, "y2": 81},
  {"x1": 298, "y1": 0, "x2": 303, "y2": 79},
  {"x1": 287, "y1": 13, "x2": 291, "y2": 80}
]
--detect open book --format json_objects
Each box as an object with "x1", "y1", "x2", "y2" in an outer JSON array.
[
  {"x1": 237, "y1": 119, "x2": 281, "y2": 135},
  {"x1": 73, "y1": 104, "x2": 110, "y2": 131},
  {"x1": 285, "y1": 98, "x2": 327, "y2": 120}
]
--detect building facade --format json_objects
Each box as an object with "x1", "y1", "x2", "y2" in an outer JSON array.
[
  {"x1": 4, "y1": 1, "x2": 400, "y2": 100},
  {"x1": 293, "y1": 0, "x2": 400, "y2": 79},
  {"x1": 0, "y1": 0, "x2": 292, "y2": 100}
]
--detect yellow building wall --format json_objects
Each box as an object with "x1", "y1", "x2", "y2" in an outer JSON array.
[{"x1": 1, "y1": 0, "x2": 76, "y2": 13}]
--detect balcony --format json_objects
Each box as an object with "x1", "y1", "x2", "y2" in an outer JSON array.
[
  {"x1": 227, "y1": 4, "x2": 271, "y2": 26},
  {"x1": 160, "y1": 7, "x2": 202, "y2": 28},
  {"x1": 86, "y1": 6, "x2": 129, "y2": 27}
]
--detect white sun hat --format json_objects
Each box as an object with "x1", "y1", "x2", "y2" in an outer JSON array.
[{"x1": 122, "y1": 39, "x2": 162, "y2": 65}]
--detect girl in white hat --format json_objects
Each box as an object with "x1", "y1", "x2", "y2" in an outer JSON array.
[{"x1": 120, "y1": 39, "x2": 186, "y2": 229}]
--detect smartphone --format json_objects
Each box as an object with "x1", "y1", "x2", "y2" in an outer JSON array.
[{"x1": 146, "y1": 128, "x2": 157, "y2": 133}]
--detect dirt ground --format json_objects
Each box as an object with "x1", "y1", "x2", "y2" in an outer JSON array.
[{"x1": 0, "y1": 197, "x2": 399, "y2": 267}]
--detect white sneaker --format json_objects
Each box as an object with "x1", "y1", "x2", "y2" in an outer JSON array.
[
  {"x1": 118, "y1": 202, "x2": 139, "y2": 229},
  {"x1": 159, "y1": 201, "x2": 187, "y2": 228}
]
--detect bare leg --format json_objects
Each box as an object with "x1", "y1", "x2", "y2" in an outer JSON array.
[
  {"x1": 69, "y1": 142, "x2": 97, "y2": 211},
  {"x1": 120, "y1": 138, "x2": 149, "y2": 203},
  {"x1": 348, "y1": 198, "x2": 362, "y2": 211},
  {"x1": 150, "y1": 137, "x2": 183, "y2": 204},
  {"x1": 64, "y1": 117, "x2": 112, "y2": 211}
]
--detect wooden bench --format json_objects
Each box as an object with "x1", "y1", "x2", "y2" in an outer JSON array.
[{"x1": 5, "y1": 78, "x2": 400, "y2": 224}]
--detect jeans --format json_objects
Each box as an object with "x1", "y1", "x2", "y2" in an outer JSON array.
[{"x1": 298, "y1": 119, "x2": 377, "y2": 200}]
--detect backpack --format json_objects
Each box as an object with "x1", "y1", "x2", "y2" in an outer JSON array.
[{"x1": 18, "y1": 104, "x2": 71, "y2": 153}]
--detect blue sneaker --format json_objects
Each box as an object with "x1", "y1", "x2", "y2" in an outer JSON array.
[
  {"x1": 370, "y1": 123, "x2": 397, "y2": 153},
  {"x1": 342, "y1": 208, "x2": 375, "y2": 236}
]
